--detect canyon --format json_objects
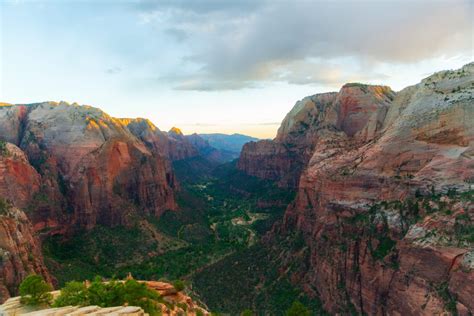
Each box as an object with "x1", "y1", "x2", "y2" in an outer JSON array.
[
  {"x1": 239, "y1": 63, "x2": 474, "y2": 314},
  {"x1": 0, "y1": 63, "x2": 472, "y2": 315}
]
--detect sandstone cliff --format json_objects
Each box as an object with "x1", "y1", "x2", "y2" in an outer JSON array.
[
  {"x1": 0, "y1": 143, "x2": 41, "y2": 210},
  {"x1": 0, "y1": 203, "x2": 52, "y2": 302},
  {"x1": 248, "y1": 63, "x2": 474, "y2": 314},
  {"x1": 121, "y1": 119, "x2": 199, "y2": 161},
  {"x1": 0, "y1": 102, "x2": 177, "y2": 231},
  {"x1": 238, "y1": 85, "x2": 395, "y2": 187}
]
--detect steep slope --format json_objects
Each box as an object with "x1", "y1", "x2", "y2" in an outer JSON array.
[
  {"x1": 0, "y1": 204, "x2": 52, "y2": 302},
  {"x1": 0, "y1": 142, "x2": 40, "y2": 209},
  {"x1": 238, "y1": 84, "x2": 395, "y2": 187},
  {"x1": 0, "y1": 144, "x2": 52, "y2": 301},
  {"x1": 255, "y1": 63, "x2": 474, "y2": 314},
  {"x1": 0, "y1": 102, "x2": 177, "y2": 231}
]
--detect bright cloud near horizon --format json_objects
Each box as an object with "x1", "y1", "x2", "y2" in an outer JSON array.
[{"x1": 1, "y1": 0, "x2": 473, "y2": 138}]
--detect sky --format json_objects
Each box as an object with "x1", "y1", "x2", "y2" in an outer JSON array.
[{"x1": 0, "y1": 0, "x2": 473, "y2": 138}]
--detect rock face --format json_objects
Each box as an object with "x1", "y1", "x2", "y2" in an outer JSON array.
[
  {"x1": 0, "y1": 143, "x2": 41, "y2": 209},
  {"x1": 0, "y1": 102, "x2": 177, "y2": 231},
  {"x1": 0, "y1": 204, "x2": 52, "y2": 302},
  {"x1": 242, "y1": 63, "x2": 474, "y2": 314},
  {"x1": 122, "y1": 120, "x2": 199, "y2": 161},
  {"x1": 0, "y1": 103, "x2": 187, "y2": 301},
  {"x1": 238, "y1": 86, "x2": 395, "y2": 187}
]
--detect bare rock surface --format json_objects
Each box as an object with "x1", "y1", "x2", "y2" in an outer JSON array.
[{"x1": 0, "y1": 205, "x2": 52, "y2": 302}]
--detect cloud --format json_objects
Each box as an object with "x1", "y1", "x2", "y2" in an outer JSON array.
[
  {"x1": 138, "y1": 0, "x2": 473, "y2": 90},
  {"x1": 105, "y1": 66, "x2": 122, "y2": 74},
  {"x1": 137, "y1": 0, "x2": 263, "y2": 15}
]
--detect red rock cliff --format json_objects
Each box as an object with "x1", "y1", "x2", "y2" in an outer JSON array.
[
  {"x1": 0, "y1": 143, "x2": 52, "y2": 302},
  {"x1": 0, "y1": 102, "x2": 177, "y2": 231},
  {"x1": 120, "y1": 119, "x2": 199, "y2": 161},
  {"x1": 238, "y1": 85, "x2": 395, "y2": 187},
  {"x1": 0, "y1": 204, "x2": 53, "y2": 302},
  {"x1": 257, "y1": 63, "x2": 474, "y2": 314}
]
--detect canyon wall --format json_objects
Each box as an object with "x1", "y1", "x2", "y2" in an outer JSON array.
[
  {"x1": 238, "y1": 85, "x2": 395, "y2": 187},
  {"x1": 0, "y1": 143, "x2": 53, "y2": 301},
  {"x1": 0, "y1": 102, "x2": 178, "y2": 231},
  {"x1": 0, "y1": 103, "x2": 187, "y2": 300},
  {"x1": 249, "y1": 63, "x2": 474, "y2": 314}
]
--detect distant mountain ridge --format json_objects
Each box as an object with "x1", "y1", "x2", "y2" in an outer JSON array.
[{"x1": 197, "y1": 133, "x2": 259, "y2": 156}]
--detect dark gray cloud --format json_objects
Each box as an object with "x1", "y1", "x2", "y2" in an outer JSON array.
[{"x1": 139, "y1": 0, "x2": 473, "y2": 90}]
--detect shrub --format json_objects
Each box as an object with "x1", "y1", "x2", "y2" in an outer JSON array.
[
  {"x1": 85, "y1": 277, "x2": 162, "y2": 315},
  {"x1": 241, "y1": 309, "x2": 254, "y2": 316},
  {"x1": 120, "y1": 279, "x2": 162, "y2": 314},
  {"x1": 173, "y1": 279, "x2": 185, "y2": 292},
  {"x1": 196, "y1": 310, "x2": 205, "y2": 316},
  {"x1": 0, "y1": 197, "x2": 10, "y2": 215},
  {"x1": 285, "y1": 300, "x2": 311, "y2": 316},
  {"x1": 19, "y1": 274, "x2": 53, "y2": 306},
  {"x1": 87, "y1": 277, "x2": 122, "y2": 308},
  {"x1": 53, "y1": 281, "x2": 89, "y2": 307},
  {"x1": 0, "y1": 140, "x2": 7, "y2": 156}
]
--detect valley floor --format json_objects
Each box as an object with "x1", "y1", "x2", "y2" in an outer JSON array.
[{"x1": 43, "y1": 160, "x2": 320, "y2": 315}]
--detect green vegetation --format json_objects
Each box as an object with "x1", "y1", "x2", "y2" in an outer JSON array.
[
  {"x1": 192, "y1": 236, "x2": 326, "y2": 315},
  {"x1": 435, "y1": 282, "x2": 458, "y2": 316},
  {"x1": 0, "y1": 140, "x2": 7, "y2": 156},
  {"x1": 0, "y1": 197, "x2": 11, "y2": 215},
  {"x1": 285, "y1": 301, "x2": 311, "y2": 316},
  {"x1": 43, "y1": 160, "x2": 304, "y2": 314},
  {"x1": 52, "y1": 281, "x2": 88, "y2": 307},
  {"x1": 19, "y1": 275, "x2": 53, "y2": 306},
  {"x1": 344, "y1": 188, "x2": 474, "y2": 265},
  {"x1": 172, "y1": 280, "x2": 185, "y2": 292},
  {"x1": 344, "y1": 82, "x2": 368, "y2": 88},
  {"x1": 454, "y1": 212, "x2": 474, "y2": 245},
  {"x1": 52, "y1": 277, "x2": 164, "y2": 315}
]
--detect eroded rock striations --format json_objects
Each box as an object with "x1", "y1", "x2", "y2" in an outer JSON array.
[
  {"x1": 0, "y1": 143, "x2": 52, "y2": 301},
  {"x1": 0, "y1": 204, "x2": 52, "y2": 302},
  {"x1": 242, "y1": 63, "x2": 474, "y2": 314}
]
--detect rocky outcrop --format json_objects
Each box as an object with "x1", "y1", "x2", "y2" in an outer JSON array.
[
  {"x1": 69, "y1": 138, "x2": 176, "y2": 229},
  {"x1": 0, "y1": 102, "x2": 177, "y2": 231},
  {"x1": 238, "y1": 85, "x2": 395, "y2": 187},
  {"x1": 0, "y1": 143, "x2": 40, "y2": 209},
  {"x1": 121, "y1": 119, "x2": 198, "y2": 161},
  {"x1": 268, "y1": 63, "x2": 474, "y2": 314},
  {"x1": 0, "y1": 204, "x2": 52, "y2": 302},
  {"x1": 238, "y1": 140, "x2": 302, "y2": 187},
  {"x1": 166, "y1": 127, "x2": 200, "y2": 160}
]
